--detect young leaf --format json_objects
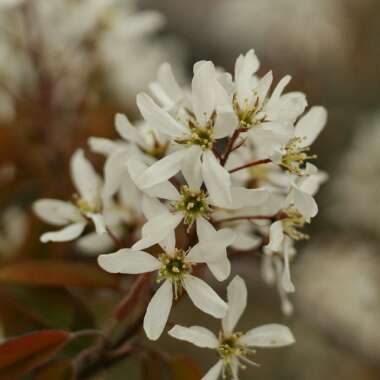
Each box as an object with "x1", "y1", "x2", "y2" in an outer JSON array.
[
  {"x1": 0, "y1": 330, "x2": 70, "y2": 380},
  {"x1": 0, "y1": 260, "x2": 120, "y2": 289}
]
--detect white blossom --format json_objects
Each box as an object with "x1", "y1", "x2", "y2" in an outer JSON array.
[
  {"x1": 33, "y1": 149, "x2": 106, "y2": 243},
  {"x1": 98, "y1": 233, "x2": 232, "y2": 340},
  {"x1": 169, "y1": 276, "x2": 295, "y2": 379}
]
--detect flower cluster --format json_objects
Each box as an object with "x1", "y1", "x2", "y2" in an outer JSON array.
[{"x1": 34, "y1": 49, "x2": 327, "y2": 379}]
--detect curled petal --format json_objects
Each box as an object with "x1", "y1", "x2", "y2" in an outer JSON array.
[{"x1": 40, "y1": 222, "x2": 86, "y2": 243}]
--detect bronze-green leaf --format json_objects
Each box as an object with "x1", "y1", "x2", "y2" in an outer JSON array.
[
  {"x1": 0, "y1": 260, "x2": 119, "y2": 289},
  {"x1": 0, "y1": 330, "x2": 70, "y2": 380}
]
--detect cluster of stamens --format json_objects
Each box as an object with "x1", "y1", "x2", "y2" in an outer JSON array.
[
  {"x1": 218, "y1": 332, "x2": 257, "y2": 377},
  {"x1": 174, "y1": 185, "x2": 210, "y2": 226},
  {"x1": 280, "y1": 137, "x2": 316, "y2": 175},
  {"x1": 281, "y1": 208, "x2": 309, "y2": 241},
  {"x1": 75, "y1": 196, "x2": 101, "y2": 215},
  {"x1": 175, "y1": 112, "x2": 215, "y2": 150},
  {"x1": 158, "y1": 249, "x2": 192, "y2": 299},
  {"x1": 139, "y1": 132, "x2": 168, "y2": 159},
  {"x1": 233, "y1": 93, "x2": 267, "y2": 129}
]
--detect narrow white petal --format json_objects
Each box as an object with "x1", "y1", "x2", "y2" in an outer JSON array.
[
  {"x1": 191, "y1": 61, "x2": 216, "y2": 125},
  {"x1": 76, "y1": 232, "x2": 114, "y2": 255},
  {"x1": 257, "y1": 71, "x2": 273, "y2": 107},
  {"x1": 202, "y1": 151, "x2": 232, "y2": 207},
  {"x1": 40, "y1": 222, "x2": 86, "y2": 243},
  {"x1": 207, "y1": 257, "x2": 231, "y2": 282},
  {"x1": 183, "y1": 275, "x2": 227, "y2": 318},
  {"x1": 181, "y1": 146, "x2": 203, "y2": 190},
  {"x1": 202, "y1": 360, "x2": 223, "y2": 380},
  {"x1": 137, "y1": 92, "x2": 187, "y2": 136},
  {"x1": 229, "y1": 187, "x2": 269, "y2": 209},
  {"x1": 70, "y1": 149, "x2": 101, "y2": 205},
  {"x1": 132, "y1": 212, "x2": 182, "y2": 250},
  {"x1": 144, "y1": 280, "x2": 173, "y2": 340},
  {"x1": 222, "y1": 276, "x2": 247, "y2": 333},
  {"x1": 88, "y1": 213, "x2": 106, "y2": 235},
  {"x1": 270, "y1": 75, "x2": 291, "y2": 102},
  {"x1": 141, "y1": 195, "x2": 169, "y2": 220},
  {"x1": 231, "y1": 230, "x2": 261, "y2": 251},
  {"x1": 115, "y1": 113, "x2": 144, "y2": 145},
  {"x1": 127, "y1": 158, "x2": 180, "y2": 200},
  {"x1": 88, "y1": 137, "x2": 120, "y2": 156},
  {"x1": 295, "y1": 106, "x2": 327, "y2": 147},
  {"x1": 213, "y1": 111, "x2": 238, "y2": 139},
  {"x1": 265, "y1": 221, "x2": 284, "y2": 252},
  {"x1": 156, "y1": 62, "x2": 183, "y2": 102},
  {"x1": 240, "y1": 324, "x2": 295, "y2": 347},
  {"x1": 196, "y1": 217, "x2": 215, "y2": 241},
  {"x1": 102, "y1": 150, "x2": 129, "y2": 199},
  {"x1": 33, "y1": 199, "x2": 82, "y2": 226},
  {"x1": 236, "y1": 50, "x2": 260, "y2": 107},
  {"x1": 97, "y1": 249, "x2": 160, "y2": 274},
  {"x1": 168, "y1": 325, "x2": 218, "y2": 348},
  {"x1": 138, "y1": 150, "x2": 186, "y2": 189},
  {"x1": 290, "y1": 187, "x2": 318, "y2": 221},
  {"x1": 281, "y1": 239, "x2": 295, "y2": 293}
]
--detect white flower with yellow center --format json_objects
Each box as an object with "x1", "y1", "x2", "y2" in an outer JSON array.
[
  {"x1": 135, "y1": 60, "x2": 238, "y2": 207},
  {"x1": 270, "y1": 106, "x2": 327, "y2": 175},
  {"x1": 97, "y1": 233, "x2": 233, "y2": 340},
  {"x1": 169, "y1": 276, "x2": 295, "y2": 379},
  {"x1": 33, "y1": 149, "x2": 106, "y2": 243}
]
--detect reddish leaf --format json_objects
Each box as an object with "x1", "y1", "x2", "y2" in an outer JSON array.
[
  {"x1": 0, "y1": 330, "x2": 70, "y2": 380},
  {"x1": 169, "y1": 356, "x2": 202, "y2": 380},
  {"x1": 32, "y1": 359, "x2": 75, "y2": 380},
  {"x1": 0, "y1": 260, "x2": 119, "y2": 289}
]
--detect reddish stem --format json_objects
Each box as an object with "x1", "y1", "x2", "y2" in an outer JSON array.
[
  {"x1": 214, "y1": 215, "x2": 275, "y2": 224},
  {"x1": 229, "y1": 158, "x2": 271, "y2": 173}
]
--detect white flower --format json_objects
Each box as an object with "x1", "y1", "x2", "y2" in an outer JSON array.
[
  {"x1": 89, "y1": 113, "x2": 170, "y2": 200},
  {"x1": 132, "y1": 195, "x2": 236, "y2": 281},
  {"x1": 76, "y1": 177, "x2": 142, "y2": 255},
  {"x1": 270, "y1": 106, "x2": 327, "y2": 175},
  {"x1": 130, "y1": 165, "x2": 265, "y2": 253},
  {"x1": 97, "y1": 234, "x2": 231, "y2": 340},
  {"x1": 33, "y1": 149, "x2": 106, "y2": 243},
  {"x1": 169, "y1": 276, "x2": 295, "y2": 379},
  {"x1": 136, "y1": 60, "x2": 238, "y2": 206}
]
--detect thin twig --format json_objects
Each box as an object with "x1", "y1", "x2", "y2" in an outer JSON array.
[{"x1": 229, "y1": 158, "x2": 272, "y2": 173}]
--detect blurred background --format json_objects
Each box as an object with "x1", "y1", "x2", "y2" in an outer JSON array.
[{"x1": 0, "y1": 0, "x2": 380, "y2": 379}]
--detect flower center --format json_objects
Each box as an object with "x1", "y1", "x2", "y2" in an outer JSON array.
[
  {"x1": 281, "y1": 208, "x2": 309, "y2": 241},
  {"x1": 75, "y1": 197, "x2": 100, "y2": 215},
  {"x1": 158, "y1": 249, "x2": 192, "y2": 299},
  {"x1": 218, "y1": 332, "x2": 257, "y2": 376},
  {"x1": 233, "y1": 93, "x2": 266, "y2": 129},
  {"x1": 175, "y1": 110, "x2": 216, "y2": 150},
  {"x1": 280, "y1": 137, "x2": 316, "y2": 175},
  {"x1": 174, "y1": 186, "x2": 210, "y2": 226},
  {"x1": 139, "y1": 132, "x2": 169, "y2": 160}
]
